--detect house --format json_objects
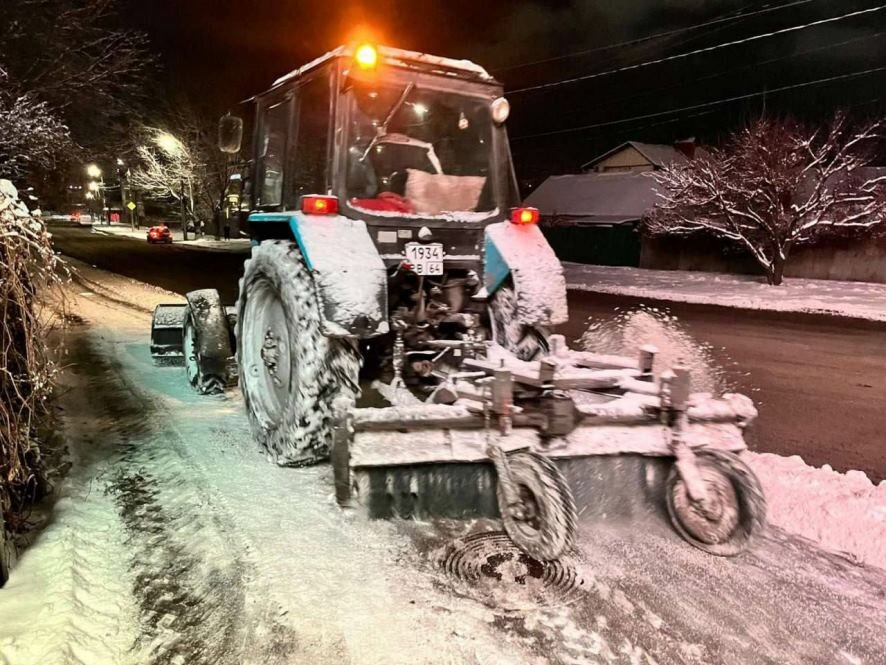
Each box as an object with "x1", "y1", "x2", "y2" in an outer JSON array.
[
  {"x1": 528, "y1": 141, "x2": 886, "y2": 282},
  {"x1": 523, "y1": 172, "x2": 655, "y2": 266},
  {"x1": 582, "y1": 139, "x2": 698, "y2": 173},
  {"x1": 524, "y1": 140, "x2": 697, "y2": 266}
]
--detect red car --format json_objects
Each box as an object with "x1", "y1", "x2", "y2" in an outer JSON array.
[{"x1": 147, "y1": 225, "x2": 173, "y2": 244}]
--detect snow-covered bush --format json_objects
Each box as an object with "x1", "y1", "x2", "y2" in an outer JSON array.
[{"x1": 0, "y1": 180, "x2": 64, "y2": 544}]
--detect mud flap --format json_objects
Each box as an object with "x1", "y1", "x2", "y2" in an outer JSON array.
[{"x1": 249, "y1": 212, "x2": 388, "y2": 338}]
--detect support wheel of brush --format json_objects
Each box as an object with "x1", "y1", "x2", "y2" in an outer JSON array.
[
  {"x1": 237, "y1": 240, "x2": 361, "y2": 466},
  {"x1": 183, "y1": 289, "x2": 232, "y2": 395},
  {"x1": 488, "y1": 282, "x2": 550, "y2": 361},
  {"x1": 666, "y1": 449, "x2": 767, "y2": 556},
  {"x1": 497, "y1": 452, "x2": 577, "y2": 561}
]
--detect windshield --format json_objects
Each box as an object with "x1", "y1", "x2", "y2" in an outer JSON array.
[{"x1": 346, "y1": 81, "x2": 496, "y2": 218}]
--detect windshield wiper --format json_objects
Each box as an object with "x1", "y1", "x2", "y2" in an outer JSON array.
[{"x1": 360, "y1": 82, "x2": 416, "y2": 163}]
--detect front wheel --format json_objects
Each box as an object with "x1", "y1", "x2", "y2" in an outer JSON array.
[
  {"x1": 666, "y1": 449, "x2": 767, "y2": 556},
  {"x1": 183, "y1": 289, "x2": 232, "y2": 395},
  {"x1": 237, "y1": 240, "x2": 361, "y2": 466}
]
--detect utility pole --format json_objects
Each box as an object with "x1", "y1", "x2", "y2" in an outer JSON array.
[
  {"x1": 180, "y1": 176, "x2": 188, "y2": 241},
  {"x1": 117, "y1": 158, "x2": 135, "y2": 230}
]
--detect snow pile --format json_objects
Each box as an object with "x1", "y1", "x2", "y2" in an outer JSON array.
[
  {"x1": 747, "y1": 452, "x2": 886, "y2": 570},
  {"x1": 578, "y1": 305, "x2": 727, "y2": 393},
  {"x1": 564, "y1": 263, "x2": 886, "y2": 321},
  {"x1": 64, "y1": 256, "x2": 185, "y2": 315}
]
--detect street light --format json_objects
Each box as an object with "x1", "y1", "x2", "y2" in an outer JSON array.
[
  {"x1": 154, "y1": 130, "x2": 192, "y2": 239},
  {"x1": 155, "y1": 131, "x2": 184, "y2": 157},
  {"x1": 85, "y1": 163, "x2": 107, "y2": 223}
]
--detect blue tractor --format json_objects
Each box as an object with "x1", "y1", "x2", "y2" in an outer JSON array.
[{"x1": 151, "y1": 45, "x2": 765, "y2": 562}]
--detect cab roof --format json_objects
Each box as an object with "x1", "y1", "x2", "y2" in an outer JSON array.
[{"x1": 271, "y1": 44, "x2": 498, "y2": 89}]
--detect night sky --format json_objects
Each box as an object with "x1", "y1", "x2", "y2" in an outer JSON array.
[{"x1": 121, "y1": 0, "x2": 886, "y2": 183}]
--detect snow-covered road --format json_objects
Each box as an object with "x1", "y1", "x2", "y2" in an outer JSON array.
[{"x1": 1, "y1": 273, "x2": 885, "y2": 664}]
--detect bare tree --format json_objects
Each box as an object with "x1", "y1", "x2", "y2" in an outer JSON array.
[
  {"x1": 0, "y1": 86, "x2": 75, "y2": 180},
  {"x1": 648, "y1": 114, "x2": 886, "y2": 285},
  {"x1": 0, "y1": 0, "x2": 153, "y2": 172},
  {"x1": 128, "y1": 110, "x2": 227, "y2": 230}
]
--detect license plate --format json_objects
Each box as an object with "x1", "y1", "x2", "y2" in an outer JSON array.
[{"x1": 405, "y1": 242, "x2": 443, "y2": 275}]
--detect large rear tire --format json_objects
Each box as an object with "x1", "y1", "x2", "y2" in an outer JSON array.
[
  {"x1": 488, "y1": 283, "x2": 550, "y2": 361},
  {"x1": 237, "y1": 240, "x2": 361, "y2": 466},
  {"x1": 666, "y1": 449, "x2": 767, "y2": 556}
]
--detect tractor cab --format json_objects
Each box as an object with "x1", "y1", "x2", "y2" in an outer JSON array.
[{"x1": 220, "y1": 44, "x2": 522, "y2": 269}]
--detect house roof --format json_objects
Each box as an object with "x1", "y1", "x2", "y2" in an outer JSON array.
[
  {"x1": 581, "y1": 141, "x2": 691, "y2": 171},
  {"x1": 524, "y1": 172, "x2": 660, "y2": 225}
]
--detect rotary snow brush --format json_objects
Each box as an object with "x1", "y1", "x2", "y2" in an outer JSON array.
[{"x1": 331, "y1": 337, "x2": 767, "y2": 561}]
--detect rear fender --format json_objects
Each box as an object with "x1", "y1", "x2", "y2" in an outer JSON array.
[
  {"x1": 249, "y1": 212, "x2": 388, "y2": 338},
  {"x1": 484, "y1": 221, "x2": 568, "y2": 327}
]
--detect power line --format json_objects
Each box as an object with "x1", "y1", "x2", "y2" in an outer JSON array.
[
  {"x1": 509, "y1": 4, "x2": 886, "y2": 95},
  {"x1": 495, "y1": 0, "x2": 820, "y2": 74},
  {"x1": 553, "y1": 30, "x2": 885, "y2": 123},
  {"x1": 511, "y1": 66, "x2": 886, "y2": 141}
]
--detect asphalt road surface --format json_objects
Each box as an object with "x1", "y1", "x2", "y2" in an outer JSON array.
[
  {"x1": 51, "y1": 224, "x2": 249, "y2": 302},
  {"x1": 50, "y1": 224, "x2": 886, "y2": 481}
]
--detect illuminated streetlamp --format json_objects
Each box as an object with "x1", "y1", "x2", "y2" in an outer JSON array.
[
  {"x1": 85, "y1": 163, "x2": 107, "y2": 222},
  {"x1": 154, "y1": 130, "x2": 192, "y2": 239},
  {"x1": 155, "y1": 131, "x2": 184, "y2": 157}
]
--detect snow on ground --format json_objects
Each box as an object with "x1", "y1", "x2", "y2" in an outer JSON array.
[
  {"x1": 90, "y1": 223, "x2": 251, "y2": 252},
  {"x1": 563, "y1": 263, "x2": 886, "y2": 322},
  {"x1": 2, "y1": 260, "x2": 885, "y2": 664},
  {"x1": 747, "y1": 452, "x2": 886, "y2": 570},
  {"x1": 64, "y1": 256, "x2": 185, "y2": 313}
]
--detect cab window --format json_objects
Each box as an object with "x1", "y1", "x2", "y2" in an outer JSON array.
[
  {"x1": 258, "y1": 98, "x2": 290, "y2": 207},
  {"x1": 289, "y1": 75, "x2": 331, "y2": 204}
]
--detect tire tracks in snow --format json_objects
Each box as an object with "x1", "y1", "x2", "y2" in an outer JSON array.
[{"x1": 64, "y1": 325, "x2": 296, "y2": 664}]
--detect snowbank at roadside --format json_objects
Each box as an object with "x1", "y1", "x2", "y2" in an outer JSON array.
[
  {"x1": 64, "y1": 256, "x2": 185, "y2": 314},
  {"x1": 746, "y1": 452, "x2": 886, "y2": 570},
  {"x1": 564, "y1": 263, "x2": 886, "y2": 322}
]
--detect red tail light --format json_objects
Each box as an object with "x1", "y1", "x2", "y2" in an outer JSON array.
[
  {"x1": 301, "y1": 195, "x2": 339, "y2": 216},
  {"x1": 510, "y1": 207, "x2": 539, "y2": 225}
]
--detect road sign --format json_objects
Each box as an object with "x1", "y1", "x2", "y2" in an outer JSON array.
[{"x1": 126, "y1": 201, "x2": 137, "y2": 211}]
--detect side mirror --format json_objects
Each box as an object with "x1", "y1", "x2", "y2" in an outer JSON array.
[{"x1": 218, "y1": 114, "x2": 244, "y2": 154}]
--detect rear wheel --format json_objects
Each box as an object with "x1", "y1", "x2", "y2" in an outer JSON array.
[
  {"x1": 666, "y1": 449, "x2": 767, "y2": 556},
  {"x1": 237, "y1": 240, "x2": 361, "y2": 466},
  {"x1": 488, "y1": 283, "x2": 550, "y2": 361}
]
